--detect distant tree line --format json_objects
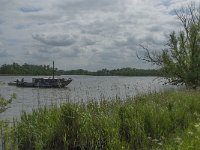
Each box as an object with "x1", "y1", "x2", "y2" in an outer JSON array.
[
  {"x1": 0, "y1": 63, "x2": 161, "y2": 76},
  {"x1": 0, "y1": 63, "x2": 55, "y2": 75},
  {"x1": 58, "y1": 68, "x2": 161, "y2": 76}
]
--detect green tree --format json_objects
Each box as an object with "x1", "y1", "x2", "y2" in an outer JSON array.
[{"x1": 139, "y1": 3, "x2": 200, "y2": 89}]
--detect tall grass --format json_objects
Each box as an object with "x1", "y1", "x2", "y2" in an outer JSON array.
[
  {"x1": 0, "y1": 93, "x2": 16, "y2": 113},
  {"x1": 3, "y1": 90, "x2": 200, "y2": 149},
  {"x1": 0, "y1": 93, "x2": 16, "y2": 150}
]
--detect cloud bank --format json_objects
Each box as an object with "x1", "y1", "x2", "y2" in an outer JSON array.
[{"x1": 0, "y1": 0, "x2": 199, "y2": 70}]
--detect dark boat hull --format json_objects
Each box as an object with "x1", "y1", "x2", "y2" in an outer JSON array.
[{"x1": 15, "y1": 78, "x2": 72, "y2": 88}]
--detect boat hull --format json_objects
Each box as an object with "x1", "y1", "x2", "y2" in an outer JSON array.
[{"x1": 10, "y1": 78, "x2": 72, "y2": 88}]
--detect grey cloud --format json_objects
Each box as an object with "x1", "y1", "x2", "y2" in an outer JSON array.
[
  {"x1": 94, "y1": 47, "x2": 134, "y2": 63},
  {"x1": 83, "y1": 39, "x2": 96, "y2": 46},
  {"x1": 148, "y1": 25, "x2": 164, "y2": 32},
  {"x1": 1, "y1": 0, "x2": 200, "y2": 70},
  {"x1": 26, "y1": 13, "x2": 60, "y2": 22},
  {"x1": 114, "y1": 36, "x2": 140, "y2": 50},
  {"x1": 0, "y1": 41, "x2": 3, "y2": 47},
  {"x1": 32, "y1": 33, "x2": 77, "y2": 46},
  {"x1": 20, "y1": 7, "x2": 43, "y2": 13},
  {"x1": 0, "y1": 19, "x2": 4, "y2": 24},
  {"x1": 142, "y1": 35, "x2": 166, "y2": 46},
  {"x1": 82, "y1": 20, "x2": 121, "y2": 35},
  {"x1": 162, "y1": 0, "x2": 172, "y2": 7},
  {"x1": 57, "y1": 0, "x2": 117, "y2": 13},
  {"x1": 38, "y1": 48, "x2": 61, "y2": 54},
  {"x1": 26, "y1": 44, "x2": 82, "y2": 60},
  {"x1": 59, "y1": 46, "x2": 82, "y2": 58},
  {"x1": 15, "y1": 24, "x2": 31, "y2": 30},
  {"x1": 88, "y1": 48, "x2": 138, "y2": 69},
  {"x1": 0, "y1": 50, "x2": 10, "y2": 57},
  {"x1": 96, "y1": 50, "x2": 121, "y2": 60},
  {"x1": 31, "y1": 45, "x2": 62, "y2": 54},
  {"x1": 23, "y1": 48, "x2": 53, "y2": 63},
  {"x1": 80, "y1": 35, "x2": 98, "y2": 46},
  {"x1": 29, "y1": 52, "x2": 51, "y2": 61}
]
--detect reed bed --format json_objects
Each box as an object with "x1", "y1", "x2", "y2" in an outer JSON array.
[{"x1": 2, "y1": 90, "x2": 200, "y2": 149}]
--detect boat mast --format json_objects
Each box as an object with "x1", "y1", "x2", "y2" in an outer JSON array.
[{"x1": 53, "y1": 61, "x2": 54, "y2": 79}]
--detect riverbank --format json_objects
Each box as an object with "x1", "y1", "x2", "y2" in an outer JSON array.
[{"x1": 2, "y1": 90, "x2": 200, "y2": 149}]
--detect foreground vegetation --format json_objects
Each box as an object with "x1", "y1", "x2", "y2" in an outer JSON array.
[
  {"x1": 0, "y1": 93, "x2": 16, "y2": 149},
  {"x1": 0, "y1": 93, "x2": 16, "y2": 113},
  {"x1": 2, "y1": 90, "x2": 200, "y2": 149}
]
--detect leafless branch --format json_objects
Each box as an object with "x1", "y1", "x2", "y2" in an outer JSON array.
[{"x1": 137, "y1": 44, "x2": 163, "y2": 66}]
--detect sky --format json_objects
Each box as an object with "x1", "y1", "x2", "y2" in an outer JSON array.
[{"x1": 0, "y1": 0, "x2": 199, "y2": 70}]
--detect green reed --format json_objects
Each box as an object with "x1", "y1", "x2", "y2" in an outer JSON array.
[{"x1": 3, "y1": 90, "x2": 200, "y2": 149}]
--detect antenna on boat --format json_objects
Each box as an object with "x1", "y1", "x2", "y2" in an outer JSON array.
[{"x1": 53, "y1": 61, "x2": 54, "y2": 79}]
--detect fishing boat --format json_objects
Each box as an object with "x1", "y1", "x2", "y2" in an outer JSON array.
[
  {"x1": 8, "y1": 62, "x2": 72, "y2": 88},
  {"x1": 14, "y1": 77, "x2": 72, "y2": 88}
]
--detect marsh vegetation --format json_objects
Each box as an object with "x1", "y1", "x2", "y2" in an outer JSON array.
[{"x1": 1, "y1": 90, "x2": 200, "y2": 149}]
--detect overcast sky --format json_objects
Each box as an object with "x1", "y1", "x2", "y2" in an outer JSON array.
[{"x1": 0, "y1": 0, "x2": 198, "y2": 70}]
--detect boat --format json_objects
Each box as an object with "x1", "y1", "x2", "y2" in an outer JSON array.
[
  {"x1": 14, "y1": 77, "x2": 72, "y2": 88},
  {"x1": 8, "y1": 61, "x2": 72, "y2": 88}
]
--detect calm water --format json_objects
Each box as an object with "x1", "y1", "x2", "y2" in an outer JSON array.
[{"x1": 0, "y1": 75, "x2": 177, "y2": 121}]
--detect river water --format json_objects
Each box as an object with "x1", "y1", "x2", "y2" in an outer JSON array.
[{"x1": 0, "y1": 75, "x2": 177, "y2": 121}]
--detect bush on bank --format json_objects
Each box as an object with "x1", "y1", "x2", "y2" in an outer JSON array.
[{"x1": 4, "y1": 90, "x2": 200, "y2": 149}]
